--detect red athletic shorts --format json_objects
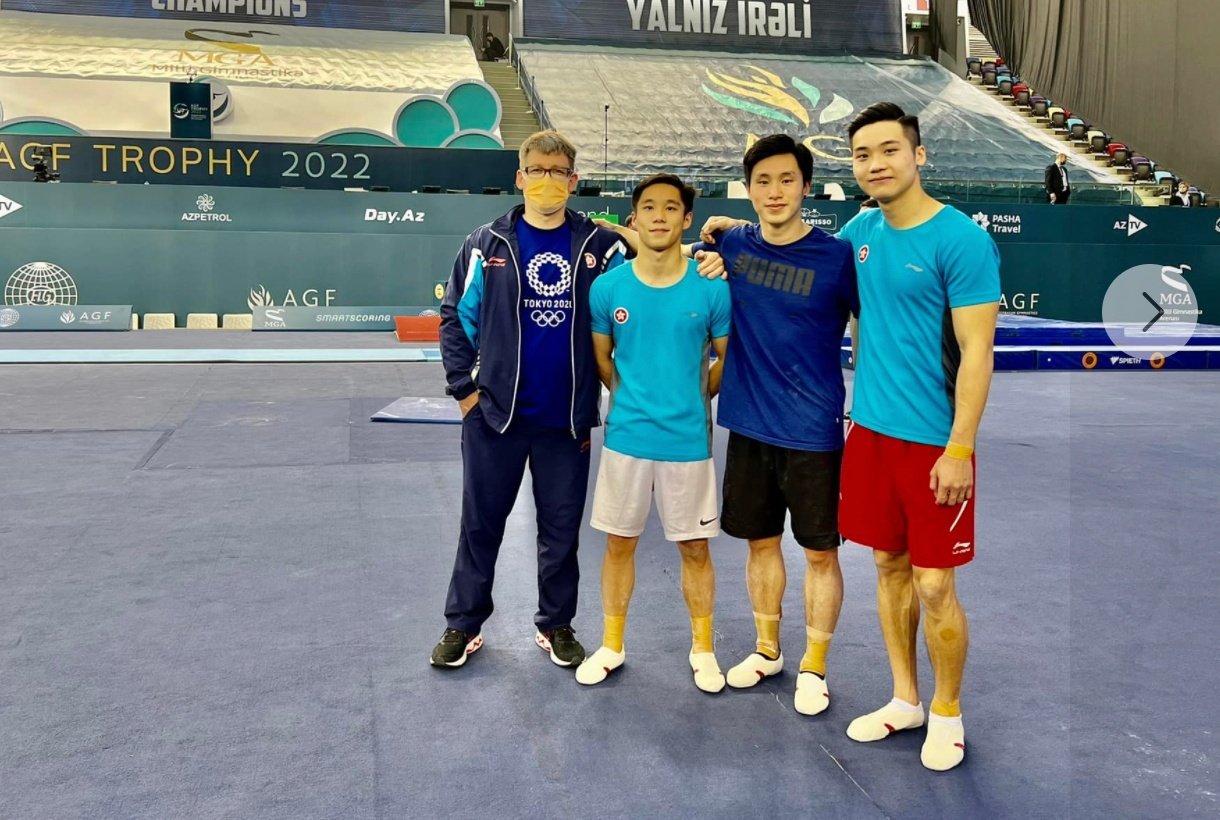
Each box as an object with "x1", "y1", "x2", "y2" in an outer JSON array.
[{"x1": 839, "y1": 423, "x2": 976, "y2": 569}]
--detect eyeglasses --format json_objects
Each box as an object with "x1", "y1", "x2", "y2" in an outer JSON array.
[{"x1": 522, "y1": 166, "x2": 574, "y2": 180}]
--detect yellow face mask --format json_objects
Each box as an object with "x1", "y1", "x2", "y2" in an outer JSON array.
[{"x1": 524, "y1": 176, "x2": 571, "y2": 213}]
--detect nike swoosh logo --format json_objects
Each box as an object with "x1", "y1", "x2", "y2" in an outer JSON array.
[{"x1": 700, "y1": 516, "x2": 718, "y2": 526}]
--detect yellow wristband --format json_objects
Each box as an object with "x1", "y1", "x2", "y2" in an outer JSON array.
[{"x1": 944, "y1": 442, "x2": 974, "y2": 461}]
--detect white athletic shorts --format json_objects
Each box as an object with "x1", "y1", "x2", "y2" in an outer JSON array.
[{"x1": 590, "y1": 448, "x2": 720, "y2": 541}]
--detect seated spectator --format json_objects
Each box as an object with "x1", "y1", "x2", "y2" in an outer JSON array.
[
  {"x1": 482, "y1": 33, "x2": 506, "y2": 61},
  {"x1": 1168, "y1": 181, "x2": 1193, "y2": 207}
]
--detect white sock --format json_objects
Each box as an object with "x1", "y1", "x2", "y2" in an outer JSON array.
[
  {"x1": 846, "y1": 698, "x2": 925, "y2": 742},
  {"x1": 921, "y1": 712, "x2": 966, "y2": 771}
]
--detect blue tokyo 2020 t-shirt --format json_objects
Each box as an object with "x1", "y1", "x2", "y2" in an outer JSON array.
[
  {"x1": 589, "y1": 259, "x2": 732, "y2": 462},
  {"x1": 515, "y1": 218, "x2": 574, "y2": 428},
  {"x1": 692, "y1": 224, "x2": 858, "y2": 452},
  {"x1": 837, "y1": 206, "x2": 1001, "y2": 447}
]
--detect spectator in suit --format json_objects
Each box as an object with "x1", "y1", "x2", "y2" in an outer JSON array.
[
  {"x1": 482, "y1": 33, "x2": 506, "y2": 61},
  {"x1": 1045, "y1": 153, "x2": 1070, "y2": 205},
  {"x1": 1168, "y1": 181, "x2": 1193, "y2": 207}
]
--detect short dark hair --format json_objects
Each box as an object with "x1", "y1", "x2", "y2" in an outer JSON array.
[
  {"x1": 631, "y1": 173, "x2": 696, "y2": 214},
  {"x1": 847, "y1": 102, "x2": 922, "y2": 148},
  {"x1": 742, "y1": 134, "x2": 813, "y2": 185}
]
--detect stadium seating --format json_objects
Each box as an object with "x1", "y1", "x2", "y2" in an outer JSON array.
[
  {"x1": 1130, "y1": 156, "x2": 1154, "y2": 182},
  {"x1": 514, "y1": 44, "x2": 1120, "y2": 185}
]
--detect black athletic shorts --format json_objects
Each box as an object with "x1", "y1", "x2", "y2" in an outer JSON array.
[{"x1": 721, "y1": 431, "x2": 842, "y2": 551}]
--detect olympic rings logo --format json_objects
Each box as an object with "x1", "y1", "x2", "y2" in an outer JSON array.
[{"x1": 531, "y1": 309, "x2": 567, "y2": 328}]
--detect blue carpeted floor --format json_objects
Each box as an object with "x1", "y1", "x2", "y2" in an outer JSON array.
[{"x1": 0, "y1": 363, "x2": 1215, "y2": 818}]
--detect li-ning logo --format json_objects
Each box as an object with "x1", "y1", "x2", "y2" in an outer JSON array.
[
  {"x1": 485, "y1": 256, "x2": 508, "y2": 268},
  {"x1": 613, "y1": 307, "x2": 629, "y2": 324},
  {"x1": 0, "y1": 194, "x2": 24, "y2": 220},
  {"x1": 182, "y1": 193, "x2": 233, "y2": 223},
  {"x1": 952, "y1": 541, "x2": 972, "y2": 555},
  {"x1": 858, "y1": 245, "x2": 870, "y2": 264}
]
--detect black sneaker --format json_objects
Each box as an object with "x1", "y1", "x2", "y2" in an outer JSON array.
[
  {"x1": 535, "y1": 626, "x2": 585, "y2": 667},
  {"x1": 430, "y1": 628, "x2": 483, "y2": 668}
]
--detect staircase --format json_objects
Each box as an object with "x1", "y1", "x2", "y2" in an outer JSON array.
[
  {"x1": 968, "y1": 25, "x2": 999, "y2": 61},
  {"x1": 478, "y1": 60, "x2": 541, "y2": 149}
]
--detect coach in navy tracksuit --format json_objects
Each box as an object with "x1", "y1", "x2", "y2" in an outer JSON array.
[{"x1": 431, "y1": 130, "x2": 626, "y2": 670}]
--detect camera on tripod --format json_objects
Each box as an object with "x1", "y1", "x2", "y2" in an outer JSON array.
[{"x1": 31, "y1": 147, "x2": 61, "y2": 183}]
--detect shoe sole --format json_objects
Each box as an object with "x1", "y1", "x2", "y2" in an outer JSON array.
[
  {"x1": 430, "y1": 633, "x2": 483, "y2": 669},
  {"x1": 535, "y1": 631, "x2": 583, "y2": 667}
]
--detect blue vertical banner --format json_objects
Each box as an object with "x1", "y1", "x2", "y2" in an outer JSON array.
[{"x1": 169, "y1": 81, "x2": 212, "y2": 139}]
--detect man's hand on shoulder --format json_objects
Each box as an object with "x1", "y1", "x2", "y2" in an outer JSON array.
[
  {"x1": 699, "y1": 216, "x2": 749, "y2": 244},
  {"x1": 694, "y1": 250, "x2": 727, "y2": 280}
]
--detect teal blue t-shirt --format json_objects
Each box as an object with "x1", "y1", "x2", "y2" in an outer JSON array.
[
  {"x1": 589, "y1": 259, "x2": 732, "y2": 462},
  {"x1": 838, "y1": 206, "x2": 1001, "y2": 447}
]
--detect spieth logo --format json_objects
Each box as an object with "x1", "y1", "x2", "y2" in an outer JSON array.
[
  {"x1": 613, "y1": 307, "x2": 629, "y2": 324},
  {"x1": 1110, "y1": 355, "x2": 1141, "y2": 366},
  {"x1": 0, "y1": 307, "x2": 19, "y2": 328},
  {"x1": 0, "y1": 193, "x2": 24, "y2": 220},
  {"x1": 800, "y1": 208, "x2": 838, "y2": 231},
  {"x1": 1114, "y1": 214, "x2": 1147, "y2": 237},
  {"x1": 182, "y1": 193, "x2": 233, "y2": 223}
]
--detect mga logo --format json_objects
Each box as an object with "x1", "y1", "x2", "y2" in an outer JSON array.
[
  {"x1": 858, "y1": 245, "x2": 870, "y2": 264},
  {"x1": 613, "y1": 307, "x2": 629, "y2": 324}
]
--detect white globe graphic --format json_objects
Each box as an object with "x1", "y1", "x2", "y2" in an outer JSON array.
[{"x1": 4, "y1": 262, "x2": 78, "y2": 306}]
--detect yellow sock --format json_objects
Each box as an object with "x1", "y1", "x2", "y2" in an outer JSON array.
[
  {"x1": 604, "y1": 614, "x2": 626, "y2": 653},
  {"x1": 753, "y1": 610, "x2": 780, "y2": 659},
  {"x1": 930, "y1": 698, "x2": 961, "y2": 718},
  {"x1": 800, "y1": 627, "x2": 833, "y2": 677},
  {"x1": 691, "y1": 615, "x2": 714, "y2": 654}
]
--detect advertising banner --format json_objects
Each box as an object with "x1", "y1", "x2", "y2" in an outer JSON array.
[
  {"x1": 0, "y1": 304, "x2": 132, "y2": 331},
  {"x1": 0, "y1": 1, "x2": 445, "y2": 33},
  {"x1": 522, "y1": 0, "x2": 902, "y2": 54}
]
